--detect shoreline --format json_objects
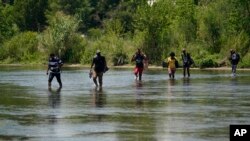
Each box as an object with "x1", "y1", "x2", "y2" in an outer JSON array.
[{"x1": 1, "y1": 63, "x2": 250, "y2": 71}]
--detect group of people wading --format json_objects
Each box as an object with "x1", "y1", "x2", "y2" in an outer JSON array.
[{"x1": 46, "y1": 48, "x2": 240, "y2": 88}]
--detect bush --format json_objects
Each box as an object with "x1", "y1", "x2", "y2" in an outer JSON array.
[
  {"x1": 0, "y1": 31, "x2": 41, "y2": 63},
  {"x1": 40, "y1": 12, "x2": 80, "y2": 61},
  {"x1": 87, "y1": 28, "x2": 103, "y2": 40},
  {"x1": 112, "y1": 52, "x2": 128, "y2": 66},
  {"x1": 62, "y1": 34, "x2": 87, "y2": 63},
  {"x1": 239, "y1": 52, "x2": 250, "y2": 68},
  {"x1": 199, "y1": 58, "x2": 218, "y2": 68},
  {"x1": 81, "y1": 29, "x2": 135, "y2": 65}
]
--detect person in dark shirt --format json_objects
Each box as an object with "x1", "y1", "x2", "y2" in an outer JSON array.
[
  {"x1": 46, "y1": 53, "x2": 63, "y2": 89},
  {"x1": 229, "y1": 49, "x2": 240, "y2": 76},
  {"x1": 90, "y1": 50, "x2": 107, "y2": 88},
  {"x1": 181, "y1": 48, "x2": 193, "y2": 77},
  {"x1": 131, "y1": 49, "x2": 147, "y2": 81}
]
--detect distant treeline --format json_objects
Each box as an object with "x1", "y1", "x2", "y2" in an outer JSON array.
[{"x1": 0, "y1": 0, "x2": 249, "y2": 68}]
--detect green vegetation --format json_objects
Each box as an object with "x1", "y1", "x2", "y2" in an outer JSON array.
[{"x1": 0, "y1": 0, "x2": 249, "y2": 67}]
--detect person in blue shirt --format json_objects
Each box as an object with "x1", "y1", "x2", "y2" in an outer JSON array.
[{"x1": 46, "y1": 53, "x2": 63, "y2": 89}]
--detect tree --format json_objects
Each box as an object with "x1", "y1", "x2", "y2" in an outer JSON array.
[
  {"x1": 13, "y1": 0, "x2": 48, "y2": 31},
  {"x1": 134, "y1": 0, "x2": 174, "y2": 64},
  {"x1": 197, "y1": 1, "x2": 223, "y2": 53},
  {"x1": 41, "y1": 12, "x2": 85, "y2": 63},
  {"x1": 46, "y1": 0, "x2": 92, "y2": 32},
  {"x1": 0, "y1": 2, "x2": 19, "y2": 44}
]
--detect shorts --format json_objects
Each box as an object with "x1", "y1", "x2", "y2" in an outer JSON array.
[
  {"x1": 48, "y1": 72, "x2": 61, "y2": 83},
  {"x1": 93, "y1": 71, "x2": 103, "y2": 79},
  {"x1": 134, "y1": 67, "x2": 143, "y2": 75},
  {"x1": 183, "y1": 63, "x2": 190, "y2": 68},
  {"x1": 168, "y1": 68, "x2": 176, "y2": 74}
]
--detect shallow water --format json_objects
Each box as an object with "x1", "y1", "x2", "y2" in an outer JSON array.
[{"x1": 0, "y1": 67, "x2": 250, "y2": 141}]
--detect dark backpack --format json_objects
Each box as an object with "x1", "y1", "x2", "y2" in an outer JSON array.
[
  {"x1": 189, "y1": 58, "x2": 194, "y2": 66},
  {"x1": 231, "y1": 53, "x2": 240, "y2": 63},
  {"x1": 94, "y1": 56, "x2": 106, "y2": 72},
  {"x1": 175, "y1": 59, "x2": 179, "y2": 68},
  {"x1": 162, "y1": 61, "x2": 168, "y2": 68}
]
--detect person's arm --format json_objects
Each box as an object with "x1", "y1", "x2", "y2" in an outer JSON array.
[
  {"x1": 131, "y1": 54, "x2": 136, "y2": 62},
  {"x1": 46, "y1": 63, "x2": 50, "y2": 75},
  {"x1": 166, "y1": 58, "x2": 169, "y2": 67},
  {"x1": 59, "y1": 59, "x2": 63, "y2": 68},
  {"x1": 143, "y1": 53, "x2": 147, "y2": 60},
  {"x1": 90, "y1": 58, "x2": 94, "y2": 70},
  {"x1": 104, "y1": 57, "x2": 107, "y2": 67}
]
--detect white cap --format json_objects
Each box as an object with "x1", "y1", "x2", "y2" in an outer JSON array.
[{"x1": 96, "y1": 50, "x2": 101, "y2": 53}]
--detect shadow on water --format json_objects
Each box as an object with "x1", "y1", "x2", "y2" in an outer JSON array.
[
  {"x1": 135, "y1": 81, "x2": 144, "y2": 107},
  {"x1": 167, "y1": 79, "x2": 176, "y2": 97},
  {"x1": 47, "y1": 87, "x2": 62, "y2": 124},
  {"x1": 48, "y1": 87, "x2": 62, "y2": 108},
  {"x1": 92, "y1": 87, "x2": 106, "y2": 108},
  {"x1": 182, "y1": 78, "x2": 192, "y2": 103}
]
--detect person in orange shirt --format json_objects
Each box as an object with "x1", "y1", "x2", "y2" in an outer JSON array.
[{"x1": 166, "y1": 52, "x2": 178, "y2": 79}]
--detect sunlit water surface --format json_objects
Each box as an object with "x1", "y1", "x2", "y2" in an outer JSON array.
[{"x1": 0, "y1": 67, "x2": 250, "y2": 141}]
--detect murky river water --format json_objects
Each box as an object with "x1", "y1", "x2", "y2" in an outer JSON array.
[{"x1": 0, "y1": 66, "x2": 250, "y2": 141}]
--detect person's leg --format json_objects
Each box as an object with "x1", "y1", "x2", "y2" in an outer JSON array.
[
  {"x1": 55, "y1": 73, "x2": 62, "y2": 88},
  {"x1": 98, "y1": 73, "x2": 103, "y2": 87},
  {"x1": 172, "y1": 69, "x2": 176, "y2": 79},
  {"x1": 92, "y1": 71, "x2": 98, "y2": 87},
  {"x1": 138, "y1": 67, "x2": 143, "y2": 81},
  {"x1": 232, "y1": 65, "x2": 237, "y2": 75},
  {"x1": 168, "y1": 68, "x2": 172, "y2": 79},
  {"x1": 187, "y1": 67, "x2": 190, "y2": 77},
  {"x1": 183, "y1": 66, "x2": 186, "y2": 77},
  {"x1": 134, "y1": 67, "x2": 138, "y2": 80},
  {"x1": 48, "y1": 73, "x2": 54, "y2": 88}
]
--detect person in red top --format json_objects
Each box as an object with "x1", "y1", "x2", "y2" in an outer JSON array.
[{"x1": 131, "y1": 49, "x2": 147, "y2": 81}]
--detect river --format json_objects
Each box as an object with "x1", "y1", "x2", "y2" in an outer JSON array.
[{"x1": 0, "y1": 66, "x2": 250, "y2": 141}]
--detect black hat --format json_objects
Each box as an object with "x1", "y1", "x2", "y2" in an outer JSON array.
[{"x1": 170, "y1": 52, "x2": 175, "y2": 56}]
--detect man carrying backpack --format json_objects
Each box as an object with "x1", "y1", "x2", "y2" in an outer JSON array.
[
  {"x1": 90, "y1": 50, "x2": 107, "y2": 88},
  {"x1": 229, "y1": 49, "x2": 240, "y2": 76}
]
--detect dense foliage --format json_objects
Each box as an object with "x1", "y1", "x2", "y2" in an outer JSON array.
[{"x1": 0, "y1": 0, "x2": 249, "y2": 67}]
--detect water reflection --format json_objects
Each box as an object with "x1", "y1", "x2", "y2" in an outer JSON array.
[
  {"x1": 182, "y1": 78, "x2": 192, "y2": 104},
  {"x1": 1, "y1": 67, "x2": 250, "y2": 141},
  {"x1": 182, "y1": 78, "x2": 191, "y2": 95},
  {"x1": 48, "y1": 87, "x2": 61, "y2": 108},
  {"x1": 167, "y1": 79, "x2": 176, "y2": 97},
  {"x1": 135, "y1": 81, "x2": 144, "y2": 107},
  {"x1": 182, "y1": 78, "x2": 191, "y2": 86},
  {"x1": 92, "y1": 87, "x2": 106, "y2": 108}
]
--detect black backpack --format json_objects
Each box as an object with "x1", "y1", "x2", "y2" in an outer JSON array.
[{"x1": 175, "y1": 59, "x2": 179, "y2": 68}]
